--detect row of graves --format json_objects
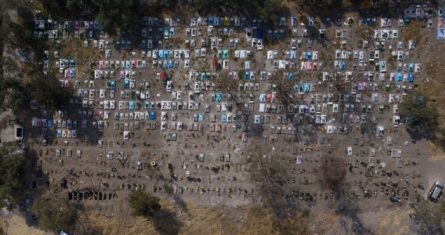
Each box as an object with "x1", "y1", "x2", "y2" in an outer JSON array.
[{"x1": 32, "y1": 10, "x2": 432, "y2": 150}]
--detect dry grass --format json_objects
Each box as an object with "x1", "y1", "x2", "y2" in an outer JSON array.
[
  {"x1": 86, "y1": 199, "x2": 316, "y2": 235},
  {"x1": 419, "y1": 37, "x2": 445, "y2": 124},
  {"x1": 0, "y1": 213, "x2": 48, "y2": 235},
  {"x1": 402, "y1": 21, "x2": 423, "y2": 43},
  {"x1": 1, "y1": 201, "x2": 418, "y2": 235},
  {"x1": 354, "y1": 25, "x2": 372, "y2": 41}
]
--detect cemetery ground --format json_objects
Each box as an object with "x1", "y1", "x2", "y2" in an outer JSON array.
[{"x1": 2, "y1": 3, "x2": 445, "y2": 235}]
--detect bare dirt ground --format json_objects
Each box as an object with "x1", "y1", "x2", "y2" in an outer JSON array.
[{"x1": 359, "y1": 206, "x2": 413, "y2": 235}]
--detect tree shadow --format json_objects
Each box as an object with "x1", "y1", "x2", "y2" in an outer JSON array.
[
  {"x1": 172, "y1": 194, "x2": 188, "y2": 215},
  {"x1": 246, "y1": 144, "x2": 304, "y2": 228},
  {"x1": 22, "y1": 97, "x2": 104, "y2": 146},
  {"x1": 153, "y1": 209, "x2": 182, "y2": 235},
  {"x1": 334, "y1": 184, "x2": 374, "y2": 235},
  {"x1": 249, "y1": 123, "x2": 264, "y2": 138},
  {"x1": 68, "y1": 101, "x2": 104, "y2": 145},
  {"x1": 406, "y1": 126, "x2": 436, "y2": 141},
  {"x1": 18, "y1": 148, "x2": 50, "y2": 227}
]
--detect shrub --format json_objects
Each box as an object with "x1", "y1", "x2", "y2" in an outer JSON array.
[
  {"x1": 32, "y1": 196, "x2": 78, "y2": 233},
  {"x1": 129, "y1": 189, "x2": 161, "y2": 218},
  {"x1": 400, "y1": 92, "x2": 438, "y2": 139}
]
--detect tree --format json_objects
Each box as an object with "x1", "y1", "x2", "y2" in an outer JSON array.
[
  {"x1": 0, "y1": 77, "x2": 31, "y2": 115},
  {"x1": 0, "y1": 143, "x2": 26, "y2": 209},
  {"x1": 306, "y1": 0, "x2": 342, "y2": 8},
  {"x1": 129, "y1": 189, "x2": 161, "y2": 218},
  {"x1": 399, "y1": 91, "x2": 438, "y2": 139},
  {"x1": 32, "y1": 196, "x2": 78, "y2": 233},
  {"x1": 254, "y1": 0, "x2": 286, "y2": 26}
]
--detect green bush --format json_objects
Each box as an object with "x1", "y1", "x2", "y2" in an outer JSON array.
[
  {"x1": 32, "y1": 196, "x2": 78, "y2": 233},
  {"x1": 129, "y1": 189, "x2": 161, "y2": 218},
  {"x1": 400, "y1": 92, "x2": 438, "y2": 139},
  {"x1": 0, "y1": 143, "x2": 26, "y2": 209}
]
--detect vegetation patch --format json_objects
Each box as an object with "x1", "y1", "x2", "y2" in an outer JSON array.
[
  {"x1": 129, "y1": 189, "x2": 162, "y2": 218},
  {"x1": 400, "y1": 91, "x2": 438, "y2": 140}
]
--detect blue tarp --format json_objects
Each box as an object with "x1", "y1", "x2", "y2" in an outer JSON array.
[
  {"x1": 158, "y1": 50, "x2": 164, "y2": 59},
  {"x1": 408, "y1": 73, "x2": 414, "y2": 83},
  {"x1": 337, "y1": 61, "x2": 347, "y2": 71},
  {"x1": 168, "y1": 60, "x2": 174, "y2": 69},
  {"x1": 200, "y1": 73, "x2": 206, "y2": 81},
  {"x1": 291, "y1": 17, "x2": 298, "y2": 26},
  {"x1": 93, "y1": 21, "x2": 101, "y2": 29},
  {"x1": 360, "y1": 18, "x2": 376, "y2": 26},
  {"x1": 306, "y1": 51, "x2": 312, "y2": 60},
  {"x1": 198, "y1": 113, "x2": 204, "y2": 122},
  {"x1": 129, "y1": 101, "x2": 135, "y2": 110},
  {"x1": 396, "y1": 72, "x2": 403, "y2": 82},
  {"x1": 162, "y1": 61, "x2": 174, "y2": 69},
  {"x1": 215, "y1": 92, "x2": 223, "y2": 103},
  {"x1": 221, "y1": 113, "x2": 227, "y2": 123},
  {"x1": 251, "y1": 19, "x2": 258, "y2": 27},
  {"x1": 56, "y1": 129, "x2": 62, "y2": 138},
  {"x1": 256, "y1": 28, "x2": 264, "y2": 39},
  {"x1": 47, "y1": 119, "x2": 53, "y2": 128},
  {"x1": 408, "y1": 64, "x2": 414, "y2": 73},
  {"x1": 290, "y1": 50, "x2": 297, "y2": 61},
  {"x1": 244, "y1": 71, "x2": 252, "y2": 80},
  {"x1": 158, "y1": 50, "x2": 171, "y2": 59},
  {"x1": 110, "y1": 80, "x2": 116, "y2": 90},
  {"x1": 287, "y1": 72, "x2": 294, "y2": 80},
  {"x1": 208, "y1": 17, "x2": 214, "y2": 26},
  {"x1": 438, "y1": 17, "x2": 445, "y2": 40},
  {"x1": 303, "y1": 83, "x2": 310, "y2": 93},
  {"x1": 222, "y1": 50, "x2": 229, "y2": 59},
  {"x1": 213, "y1": 17, "x2": 220, "y2": 26},
  {"x1": 149, "y1": 111, "x2": 156, "y2": 120}
]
